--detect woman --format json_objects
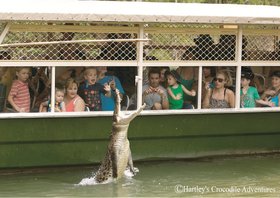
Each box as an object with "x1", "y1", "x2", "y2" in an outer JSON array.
[
  {"x1": 64, "y1": 78, "x2": 85, "y2": 112},
  {"x1": 203, "y1": 69, "x2": 235, "y2": 109},
  {"x1": 261, "y1": 71, "x2": 280, "y2": 107}
]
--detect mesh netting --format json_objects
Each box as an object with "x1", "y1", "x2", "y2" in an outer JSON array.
[
  {"x1": 0, "y1": 22, "x2": 279, "y2": 62},
  {"x1": 0, "y1": 22, "x2": 138, "y2": 61},
  {"x1": 0, "y1": 31, "x2": 137, "y2": 60},
  {"x1": 144, "y1": 33, "x2": 236, "y2": 61},
  {"x1": 242, "y1": 34, "x2": 280, "y2": 61}
]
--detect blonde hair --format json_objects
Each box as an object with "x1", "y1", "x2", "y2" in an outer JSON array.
[
  {"x1": 55, "y1": 87, "x2": 65, "y2": 94},
  {"x1": 216, "y1": 69, "x2": 233, "y2": 87},
  {"x1": 15, "y1": 67, "x2": 30, "y2": 73}
]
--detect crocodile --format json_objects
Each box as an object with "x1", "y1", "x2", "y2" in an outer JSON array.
[{"x1": 94, "y1": 89, "x2": 145, "y2": 183}]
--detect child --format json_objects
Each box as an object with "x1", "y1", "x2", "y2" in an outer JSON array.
[
  {"x1": 78, "y1": 67, "x2": 111, "y2": 111},
  {"x1": 165, "y1": 70, "x2": 196, "y2": 109},
  {"x1": 261, "y1": 70, "x2": 280, "y2": 107},
  {"x1": 240, "y1": 70, "x2": 269, "y2": 108},
  {"x1": 39, "y1": 87, "x2": 66, "y2": 112},
  {"x1": 8, "y1": 67, "x2": 31, "y2": 112}
]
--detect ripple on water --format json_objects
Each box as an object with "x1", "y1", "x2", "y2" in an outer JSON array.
[{"x1": 0, "y1": 154, "x2": 280, "y2": 197}]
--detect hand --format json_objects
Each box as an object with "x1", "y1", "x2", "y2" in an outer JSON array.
[
  {"x1": 155, "y1": 88, "x2": 164, "y2": 95},
  {"x1": 115, "y1": 89, "x2": 121, "y2": 102},
  {"x1": 191, "y1": 90, "x2": 196, "y2": 96},
  {"x1": 18, "y1": 107, "x2": 26, "y2": 112},
  {"x1": 265, "y1": 90, "x2": 276, "y2": 96},
  {"x1": 205, "y1": 82, "x2": 212, "y2": 90},
  {"x1": 267, "y1": 101, "x2": 275, "y2": 107},
  {"x1": 143, "y1": 87, "x2": 154, "y2": 95},
  {"x1": 54, "y1": 106, "x2": 61, "y2": 112},
  {"x1": 104, "y1": 83, "x2": 111, "y2": 92},
  {"x1": 109, "y1": 80, "x2": 116, "y2": 90},
  {"x1": 174, "y1": 93, "x2": 182, "y2": 100}
]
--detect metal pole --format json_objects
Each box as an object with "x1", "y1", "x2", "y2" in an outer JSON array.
[{"x1": 136, "y1": 24, "x2": 144, "y2": 109}]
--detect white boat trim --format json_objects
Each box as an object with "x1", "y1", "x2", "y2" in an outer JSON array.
[
  {"x1": 0, "y1": 107, "x2": 279, "y2": 120},
  {"x1": 0, "y1": 1, "x2": 279, "y2": 25}
]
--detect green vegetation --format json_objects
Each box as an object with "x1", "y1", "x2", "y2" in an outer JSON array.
[{"x1": 113, "y1": 0, "x2": 279, "y2": 6}]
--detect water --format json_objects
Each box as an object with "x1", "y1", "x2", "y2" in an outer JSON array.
[{"x1": 1, "y1": 154, "x2": 280, "y2": 197}]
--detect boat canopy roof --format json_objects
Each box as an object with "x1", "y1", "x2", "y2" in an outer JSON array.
[{"x1": 0, "y1": 0, "x2": 279, "y2": 25}]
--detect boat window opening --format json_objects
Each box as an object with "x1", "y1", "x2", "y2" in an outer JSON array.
[
  {"x1": 240, "y1": 66, "x2": 280, "y2": 108},
  {"x1": 0, "y1": 21, "x2": 279, "y2": 117}
]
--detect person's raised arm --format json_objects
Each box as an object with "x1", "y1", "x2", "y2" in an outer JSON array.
[
  {"x1": 181, "y1": 84, "x2": 196, "y2": 96},
  {"x1": 104, "y1": 83, "x2": 112, "y2": 97}
]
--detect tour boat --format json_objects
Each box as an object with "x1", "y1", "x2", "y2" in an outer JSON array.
[{"x1": 0, "y1": 0, "x2": 279, "y2": 169}]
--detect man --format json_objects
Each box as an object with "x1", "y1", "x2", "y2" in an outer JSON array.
[{"x1": 142, "y1": 68, "x2": 169, "y2": 110}]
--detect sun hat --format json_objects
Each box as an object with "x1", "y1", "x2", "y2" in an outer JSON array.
[{"x1": 165, "y1": 70, "x2": 182, "y2": 83}]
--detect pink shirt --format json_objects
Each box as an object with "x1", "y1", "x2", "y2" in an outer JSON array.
[
  {"x1": 65, "y1": 95, "x2": 80, "y2": 112},
  {"x1": 9, "y1": 80, "x2": 30, "y2": 112}
]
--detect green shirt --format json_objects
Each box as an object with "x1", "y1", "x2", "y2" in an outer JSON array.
[
  {"x1": 240, "y1": 86, "x2": 260, "y2": 108},
  {"x1": 168, "y1": 84, "x2": 184, "y2": 109},
  {"x1": 181, "y1": 78, "x2": 195, "y2": 103}
]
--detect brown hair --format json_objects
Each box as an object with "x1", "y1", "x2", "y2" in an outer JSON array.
[{"x1": 65, "y1": 78, "x2": 78, "y2": 89}]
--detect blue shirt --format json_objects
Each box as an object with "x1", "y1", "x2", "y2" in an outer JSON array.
[
  {"x1": 271, "y1": 95, "x2": 279, "y2": 107},
  {"x1": 98, "y1": 75, "x2": 125, "y2": 111}
]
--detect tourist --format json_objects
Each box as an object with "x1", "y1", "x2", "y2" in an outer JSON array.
[
  {"x1": 39, "y1": 87, "x2": 66, "y2": 112},
  {"x1": 142, "y1": 68, "x2": 169, "y2": 110},
  {"x1": 261, "y1": 71, "x2": 280, "y2": 107},
  {"x1": 64, "y1": 78, "x2": 85, "y2": 112},
  {"x1": 203, "y1": 70, "x2": 235, "y2": 109},
  {"x1": 165, "y1": 70, "x2": 196, "y2": 109},
  {"x1": 240, "y1": 68, "x2": 268, "y2": 108},
  {"x1": 7, "y1": 67, "x2": 31, "y2": 112},
  {"x1": 78, "y1": 67, "x2": 111, "y2": 111}
]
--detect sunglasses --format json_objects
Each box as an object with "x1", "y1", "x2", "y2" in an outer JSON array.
[{"x1": 213, "y1": 77, "x2": 224, "y2": 83}]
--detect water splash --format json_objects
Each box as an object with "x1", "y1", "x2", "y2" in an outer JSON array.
[{"x1": 76, "y1": 167, "x2": 139, "y2": 186}]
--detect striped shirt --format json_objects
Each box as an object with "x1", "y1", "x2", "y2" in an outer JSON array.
[{"x1": 9, "y1": 80, "x2": 30, "y2": 112}]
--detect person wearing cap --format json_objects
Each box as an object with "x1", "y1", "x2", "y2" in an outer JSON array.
[
  {"x1": 165, "y1": 70, "x2": 196, "y2": 109},
  {"x1": 261, "y1": 71, "x2": 280, "y2": 107},
  {"x1": 142, "y1": 68, "x2": 169, "y2": 110},
  {"x1": 240, "y1": 69, "x2": 269, "y2": 108}
]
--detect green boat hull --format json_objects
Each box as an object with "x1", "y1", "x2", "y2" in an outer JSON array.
[{"x1": 0, "y1": 112, "x2": 279, "y2": 169}]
